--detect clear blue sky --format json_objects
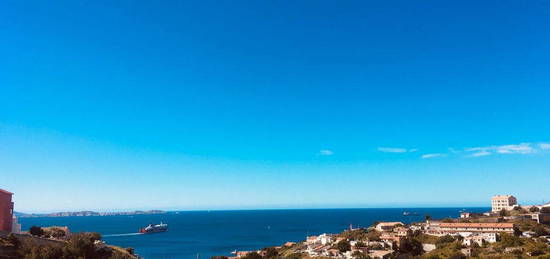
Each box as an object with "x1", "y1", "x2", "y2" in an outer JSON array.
[{"x1": 1, "y1": 0, "x2": 549, "y2": 212}]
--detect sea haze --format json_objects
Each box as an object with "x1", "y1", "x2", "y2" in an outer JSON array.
[{"x1": 19, "y1": 208, "x2": 488, "y2": 259}]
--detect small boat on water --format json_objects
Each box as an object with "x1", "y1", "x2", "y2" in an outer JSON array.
[
  {"x1": 403, "y1": 211, "x2": 419, "y2": 216},
  {"x1": 139, "y1": 222, "x2": 168, "y2": 234}
]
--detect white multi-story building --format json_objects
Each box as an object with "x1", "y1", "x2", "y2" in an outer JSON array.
[
  {"x1": 491, "y1": 195, "x2": 517, "y2": 212},
  {"x1": 462, "y1": 233, "x2": 497, "y2": 246}
]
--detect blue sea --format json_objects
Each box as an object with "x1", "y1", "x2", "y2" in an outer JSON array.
[{"x1": 19, "y1": 208, "x2": 488, "y2": 259}]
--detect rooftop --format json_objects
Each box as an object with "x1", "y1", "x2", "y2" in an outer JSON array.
[
  {"x1": 440, "y1": 223, "x2": 514, "y2": 228},
  {"x1": 0, "y1": 189, "x2": 13, "y2": 195},
  {"x1": 492, "y1": 195, "x2": 515, "y2": 199}
]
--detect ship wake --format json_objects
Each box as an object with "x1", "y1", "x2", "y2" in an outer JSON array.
[{"x1": 103, "y1": 233, "x2": 143, "y2": 237}]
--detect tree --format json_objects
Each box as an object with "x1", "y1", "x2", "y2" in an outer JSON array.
[
  {"x1": 29, "y1": 226, "x2": 44, "y2": 237},
  {"x1": 398, "y1": 237, "x2": 423, "y2": 256},
  {"x1": 513, "y1": 226, "x2": 522, "y2": 237},
  {"x1": 337, "y1": 240, "x2": 351, "y2": 252},
  {"x1": 425, "y1": 214, "x2": 432, "y2": 221},
  {"x1": 530, "y1": 206, "x2": 540, "y2": 212}
]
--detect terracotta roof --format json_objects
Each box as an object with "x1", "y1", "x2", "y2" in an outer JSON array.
[
  {"x1": 0, "y1": 189, "x2": 13, "y2": 195},
  {"x1": 440, "y1": 223, "x2": 514, "y2": 228},
  {"x1": 492, "y1": 195, "x2": 515, "y2": 199}
]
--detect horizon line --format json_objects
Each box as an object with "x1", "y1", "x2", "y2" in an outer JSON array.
[{"x1": 17, "y1": 205, "x2": 493, "y2": 214}]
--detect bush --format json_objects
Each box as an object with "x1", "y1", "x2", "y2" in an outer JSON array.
[
  {"x1": 398, "y1": 237, "x2": 423, "y2": 256},
  {"x1": 285, "y1": 253, "x2": 302, "y2": 259},
  {"x1": 368, "y1": 243, "x2": 384, "y2": 250},
  {"x1": 29, "y1": 226, "x2": 44, "y2": 237},
  {"x1": 17, "y1": 240, "x2": 63, "y2": 259},
  {"x1": 262, "y1": 247, "x2": 278, "y2": 258},
  {"x1": 341, "y1": 229, "x2": 368, "y2": 240},
  {"x1": 242, "y1": 252, "x2": 262, "y2": 259},
  {"x1": 50, "y1": 228, "x2": 66, "y2": 238},
  {"x1": 125, "y1": 247, "x2": 135, "y2": 255},
  {"x1": 533, "y1": 225, "x2": 549, "y2": 237},
  {"x1": 62, "y1": 232, "x2": 104, "y2": 258},
  {"x1": 337, "y1": 240, "x2": 351, "y2": 252},
  {"x1": 435, "y1": 235, "x2": 456, "y2": 248},
  {"x1": 497, "y1": 233, "x2": 524, "y2": 248},
  {"x1": 448, "y1": 253, "x2": 466, "y2": 259},
  {"x1": 366, "y1": 230, "x2": 381, "y2": 241},
  {"x1": 6, "y1": 233, "x2": 19, "y2": 247},
  {"x1": 499, "y1": 209, "x2": 509, "y2": 217},
  {"x1": 351, "y1": 251, "x2": 371, "y2": 259},
  {"x1": 530, "y1": 206, "x2": 540, "y2": 212}
]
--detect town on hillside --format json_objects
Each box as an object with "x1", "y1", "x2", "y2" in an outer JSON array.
[{"x1": 220, "y1": 195, "x2": 550, "y2": 259}]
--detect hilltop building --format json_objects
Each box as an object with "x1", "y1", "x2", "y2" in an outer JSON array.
[
  {"x1": 0, "y1": 189, "x2": 14, "y2": 233},
  {"x1": 375, "y1": 222, "x2": 404, "y2": 232},
  {"x1": 491, "y1": 195, "x2": 517, "y2": 212}
]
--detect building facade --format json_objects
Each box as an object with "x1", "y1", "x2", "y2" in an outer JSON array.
[
  {"x1": 438, "y1": 223, "x2": 515, "y2": 234},
  {"x1": 0, "y1": 189, "x2": 14, "y2": 233},
  {"x1": 491, "y1": 195, "x2": 517, "y2": 212}
]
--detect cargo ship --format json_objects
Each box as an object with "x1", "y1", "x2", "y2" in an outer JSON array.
[{"x1": 139, "y1": 222, "x2": 168, "y2": 234}]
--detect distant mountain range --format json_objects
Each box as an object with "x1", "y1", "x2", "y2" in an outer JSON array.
[{"x1": 14, "y1": 210, "x2": 167, "y2": 218}]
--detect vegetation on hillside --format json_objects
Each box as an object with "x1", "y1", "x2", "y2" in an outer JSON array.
[{"x1": 0, "y1": 232, "x2": 137, "y2": 259}]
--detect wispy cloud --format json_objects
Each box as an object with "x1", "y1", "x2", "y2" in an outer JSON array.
[
  {"x1": 319, "y1": 150, "x2": 334, "y2": 156},
  {"x1": 465, "y1": 143, "x2": 536, "y2": 157},
  {"x1": 470, "y1": 150, "x2": 491, "y2": 157},
  {"x1": 379, "y1": 141, "x2": 549, "y2": 159},
  {"x1": 378, "y1": 147, "x2": 417, "y2": 153},
  {"x1": 421, "y1": 153, "x2": 446, "y2": 159}
]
